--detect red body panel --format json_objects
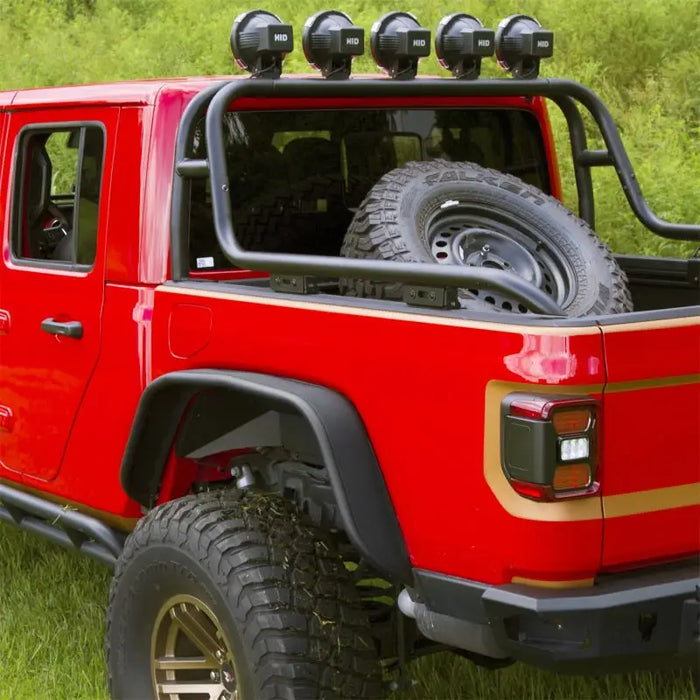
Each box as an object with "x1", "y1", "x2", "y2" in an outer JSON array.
[
  {"x1": 0, "y1": 78, "x2": 225, "y2": 110},
  {"x1": 0, "y1": 105, "x2": 118, "y2": 480},
  {"x1": 153, "y1": 287, "x2": 607, "y2": 584},
  {"x1": 599, "y1": 321, "x2": 700, "y2": 569},
  {"x1": 104, "y1": 106, "x2": 148, "y2": 284},
  {"x1": 20, "y1": 284, "x2": 148, "y2": 519},
  {"x1": 0, "y1": 78, "x2": 697, "y2": 590}
]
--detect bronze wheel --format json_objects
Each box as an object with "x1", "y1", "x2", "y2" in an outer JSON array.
[
  {"x1": 107, "y1": 491, "x2": 382, "y2": 699},
  {"x1": 151, "y1": 594, "x2": 239, "y2": 699}
]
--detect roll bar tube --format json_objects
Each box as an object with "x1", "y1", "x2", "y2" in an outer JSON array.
[{"x1": 171, "y1": 77, "x2": 700, "y2": 311}]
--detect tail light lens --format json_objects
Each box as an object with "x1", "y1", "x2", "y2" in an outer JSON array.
[
  {"x1": 552, "y1": 408, "x2": 591, "y2": 435},
  {"x1": 552, "y1": 463, "x2": 591, "y2": 490},
  {"x1": 501, "y1": 394, "x2": 599, "y2": 501}
]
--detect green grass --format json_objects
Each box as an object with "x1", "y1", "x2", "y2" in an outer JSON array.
[
  {"x1": 0, "y1": 523, "x2": 110, "y2": 698},
  {"x1": 0, "y1": 522, "x2": 696, "y2": 699}
]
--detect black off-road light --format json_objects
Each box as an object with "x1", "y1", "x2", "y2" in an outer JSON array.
[
  {"x1": 302, "y1": 10, "x2": 364, "y2": 79},
  {"x1": 370, "y1": 11, "x2": 430, "y2": 80},
  {"x1": 230, "y1": 10, "x2": 294, "y2": 79},
  {"x1": 495, "y1": 14, "x2": 553, "y2": 79},
  {"x1": 435, "y1": 13, "x2": 494, "y2": 79}
]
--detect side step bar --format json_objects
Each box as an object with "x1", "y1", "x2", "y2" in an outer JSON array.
[{"x1": 0, "y1": 484, "x2": 125, "y2": 567}]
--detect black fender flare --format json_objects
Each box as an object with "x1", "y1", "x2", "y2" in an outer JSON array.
[{"x1": 120, "y1": 369, "x2": 411, "y2": 583}]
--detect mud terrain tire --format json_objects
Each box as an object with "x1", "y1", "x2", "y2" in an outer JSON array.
[
  {"x1": 340, "y1": 160, "x2": 632, "y2": 316},
  {"x1": 106, "y1": 490, "x2": 383, "y2": 699}
]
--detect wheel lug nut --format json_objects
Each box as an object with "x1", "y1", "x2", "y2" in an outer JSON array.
[{"x1": 210, "y1": 670, "x2": 219, "y2": 681}]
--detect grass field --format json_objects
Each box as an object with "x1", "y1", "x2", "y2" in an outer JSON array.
[{"x1": 0, "y1": 523, "x2": 696, "y2": 699}]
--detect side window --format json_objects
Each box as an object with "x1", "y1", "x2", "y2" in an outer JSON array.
[{"x1": 12, "y1": 125, "x2": 104, "y2": 266}]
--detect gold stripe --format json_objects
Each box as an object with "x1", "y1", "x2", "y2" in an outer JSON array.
[
  {"x1": 0, "y1": 477, "x2": 138, "y2": 532},
  {"x1": 604, "y1": 483, "x2": 700, "y2": 519},
  {"x1": 600, "y1": 316, "x2": 700, "y2": 333},
  {"x1": 484, "y1": 380, "x2": 700, "y2": 521},
  {"x1": 484, "y1": 381, "x2": 603, "y2": 522},
  {"x1": 604, "y1": 374, "x2": 699, "y2": 393},
  {"x1": 158, "y1": 285, "x2": 699, "y2": 335},
  {"x1": 156, "y1": 285, "x2": 601, "y2": 336},
  {"x1": 511, "y1": 576, "x2": 594, "y2": 589}
]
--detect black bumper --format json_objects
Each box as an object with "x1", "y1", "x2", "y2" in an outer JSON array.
[{"x1": 414, "y1": 559, "x2": 699, "y2": 673}]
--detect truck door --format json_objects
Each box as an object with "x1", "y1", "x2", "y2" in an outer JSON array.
[
  {"x1": 0, "y1": 106, "x2": 117, "y2": 480},
  {"x1": 0, "y1": 106, "x2": 14, "y2": 481},
  {"x1": 599, "y1": 316, "x2": 699, "y2": 569}
]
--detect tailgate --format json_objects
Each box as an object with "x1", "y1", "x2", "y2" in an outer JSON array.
[{"x1": 600, "y1": 316, "x2": 700, "y2": 570}]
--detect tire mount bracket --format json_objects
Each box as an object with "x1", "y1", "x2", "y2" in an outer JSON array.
[{"x1": 403, "y1": 285, "x2": 460, "y2": 309}]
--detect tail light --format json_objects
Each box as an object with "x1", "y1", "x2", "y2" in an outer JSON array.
[{"x1": 501, "y1": 393, "x2": 599, "y2": 501}]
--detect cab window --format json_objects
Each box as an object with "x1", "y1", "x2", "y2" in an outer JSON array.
[
  {"x1": 12, "y1": 125, "x2": 105, "y2": 266},
  {"x1": 188, "y1": 108, "x2": 549, "y2": 271}
]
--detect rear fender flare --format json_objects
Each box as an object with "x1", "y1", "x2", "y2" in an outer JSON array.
[{"x1": 120, "y1": 369, "x2": 411, "y2": 582}]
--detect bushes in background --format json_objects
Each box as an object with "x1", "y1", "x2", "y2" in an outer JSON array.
[{"x1": 1, "y1": 0, "x2": 697, "y2": 255}]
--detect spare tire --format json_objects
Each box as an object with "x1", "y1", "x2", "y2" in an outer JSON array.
[{"x1": 340, "y1": 160, "x2": 632, "y2": 316}]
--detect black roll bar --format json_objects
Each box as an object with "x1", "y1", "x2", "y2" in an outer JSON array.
[
  {"x1": 550, "y1": 95, "x2": 597, "y2": 227},
  {"x1": 171, "y1": 77, "x2": 699, "y2": 313}
]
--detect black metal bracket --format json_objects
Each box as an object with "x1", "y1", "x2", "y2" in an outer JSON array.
[
  {"x1": 403, "y1": 285, "x2": 460, "y2": 309},
  {"x1": 270, "y1": 274, "x2": 335, "y2": 294}
]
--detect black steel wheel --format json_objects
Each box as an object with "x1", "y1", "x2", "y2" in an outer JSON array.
[
  {"x1": 340, "y1": 159, "x2": 632, "y2": 316},
  {"x1": 106, "y1": 490, "x2": 383, "y2": 699}
]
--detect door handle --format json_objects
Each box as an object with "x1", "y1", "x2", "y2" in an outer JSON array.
[
  {"x1": 41, "y1": 318, "x2": 83, "y2": 339},
  {"x1": 0, "y1": 310, "x2": 9, "y2": 335}
]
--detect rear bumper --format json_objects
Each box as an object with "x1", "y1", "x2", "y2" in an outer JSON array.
[{"x1": 413, "y1": 560, "x2": 699, "y2": 673}]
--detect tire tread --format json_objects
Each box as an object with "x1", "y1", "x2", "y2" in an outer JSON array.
[
  {"x1": 340, "y1": 159, "x2": 633, "y2": 315},
  {"x1": 106, "y1": 490, "x2": 383, "y2": 699}
]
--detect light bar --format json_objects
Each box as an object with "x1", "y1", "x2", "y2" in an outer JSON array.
[
  {"x1": 370, "y1": 11, "x2": 430, "y2": 80},
  {"x1": 495, "y1": 14, "x2": 554, "y2": 79},
  {"x1": 230, "y1": 10, "x2": 294, "y2": 79},
  {"x1": 435, "y1": 13, "x2": 494, "y2": 80},
  {"x1": 302, "y1": 10, "x2": 364, "y2": 79}
]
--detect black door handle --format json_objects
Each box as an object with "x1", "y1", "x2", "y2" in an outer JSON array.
[{"x1": 41, "y1": 318, "x2": 83, "y2": 339}]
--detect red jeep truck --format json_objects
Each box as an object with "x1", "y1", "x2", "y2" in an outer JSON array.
[{"x1": 0, "y1": 11, "x2": 698, "y2": 699}]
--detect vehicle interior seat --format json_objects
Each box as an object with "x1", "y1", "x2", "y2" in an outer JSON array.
[
  {"x1": 280, "y1": 136, "x2": 352, "y2": 255},
  {"x1": 22, "y1": 137, "x2": 61, "y2": 259},
  {"x1": 342, "y1": 131, "x2": 398, "y2": 209}
]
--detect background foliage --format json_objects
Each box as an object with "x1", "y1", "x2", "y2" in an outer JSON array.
[
  {"x1": 0, "y1": 1, "x2": 697, "y2": 698},
  {"x1": 1, "y1": 0, "x2": 698, "y2": 256}
]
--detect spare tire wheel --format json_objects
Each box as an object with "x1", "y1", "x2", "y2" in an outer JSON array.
[{"x1": 340, "y1": 160, "x2": 632, "y2": 316}]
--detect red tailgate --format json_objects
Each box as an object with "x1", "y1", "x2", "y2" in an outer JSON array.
[{"x1": 600, "y1": 317, "x2": 700, "y2": 570}]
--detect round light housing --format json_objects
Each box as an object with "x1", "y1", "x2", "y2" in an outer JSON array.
[
  {"x1": 302, "y1": 10, "x2": 364, "y2": 79},
  {"x1": 230, "y1": 9, "x2": 294, "y2": 79},
  {"x1": 495, "y1": 14, "x2": 553, "y2": 79},
  {"x1": 370, "y1": 11, "x2": 430, "y2": 80},
  {"x1": 435, "y1": 13, "x2": 494, "y2": 79}
]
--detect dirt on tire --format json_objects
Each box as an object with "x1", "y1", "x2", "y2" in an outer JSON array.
[{"x1": 106, "y1": 490, "x2": 383, "y2": 699}]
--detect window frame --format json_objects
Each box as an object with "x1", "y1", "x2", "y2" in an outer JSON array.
[
  {"x1": 184, "y1": 106, "x2": 551, "y2": 276},
  {"x1": 10, "y1": 120, "x2": 107, "y2": 272}
]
